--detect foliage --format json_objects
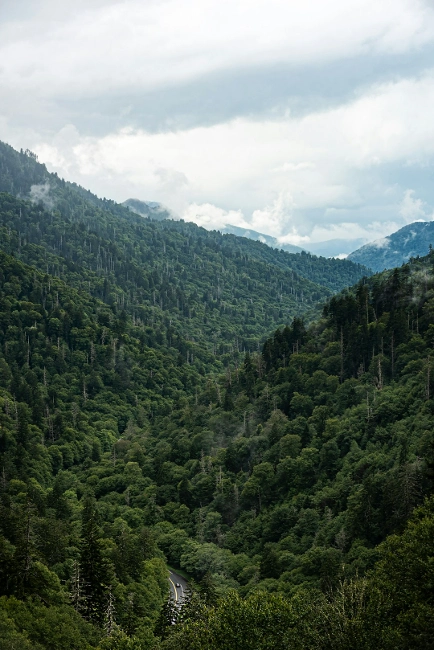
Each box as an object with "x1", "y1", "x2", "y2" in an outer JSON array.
[
  {"x1": 0, "y1": 141, "x2": 369, "y2": 364},
  {"x1": 0, "y1": 142, "x2": 433, "y2": 648}
]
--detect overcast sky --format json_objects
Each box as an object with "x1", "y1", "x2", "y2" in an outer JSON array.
[{"x1": 2, "y1": 0, "x2": 434, "y2": 248}]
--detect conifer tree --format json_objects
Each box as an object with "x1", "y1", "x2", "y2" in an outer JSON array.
[
  {"x1": 80, "y1": 495, "x2": 110, "y2": 626},
  {"x1": 154, "y1": 597, "x2": 178, "y2": 639}
]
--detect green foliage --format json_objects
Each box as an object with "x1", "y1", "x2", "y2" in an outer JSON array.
[
  {"x1": 0, "y1": 141, "x2": 434, "y2": 648},
  {"x1": 367, "y1": 496, "x2": 434, "y2": 647},
  {"x1": 161, "y1": 589, "x2": 323, "y2": 650},
  {"x1": 80, "y1": 495, "x2": 112, "y2": 625},
  {"x1": 0, "y1": 142, "x2": 369, "y2": 364},
  {"x1": 157, "y1": 501, "x2": 434, "y2": 648},
  {"x1": 0, "y1": 596, "x2": 101, "y2": 650}
]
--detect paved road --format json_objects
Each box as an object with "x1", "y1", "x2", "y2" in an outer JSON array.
[{"x1": 169, "y1": 570, "x2": 189, "y2": 605}]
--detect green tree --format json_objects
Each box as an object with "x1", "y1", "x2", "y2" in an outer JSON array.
[{"x1": 80, "y1": 496, "x2": 111, "y2": 626}]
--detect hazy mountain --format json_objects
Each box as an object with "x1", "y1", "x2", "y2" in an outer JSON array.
[
  {"x1": 305, "y1": 237, "x2": 367, "y2": 258},
  {"x1": 122, "y1": 197, "x2": 173, "y2": 221},
  {"x1": 221, "y1": 224, "x2": 305, "y2": 254},
  {"x1": 347, "y1": 221, "x2": 434, "y2": 272},
  {"x1": 222, "y1": 224, "x2": 367, "y2": 258}
]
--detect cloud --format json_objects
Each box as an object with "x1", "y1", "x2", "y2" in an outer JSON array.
[
  {"x1": 1, "y1": 0, "x2": 433, "y2": 100},
  {"x1": 249, "y1": 193, "x2": 296, "y2": 238},
  {"x1": 2, "y1": 0, "x2": 434, "y2": 149},
  {"x1": 22, "y1": 71, "x2": 434, "y2": 243},
  {"x1": 2, "y1": 1, "x2": 434, "y2": 247},
  {"x1": 181, "y1": 203, "x2": 246, "y2": 231},
  {"x1": 29, "y1": 182, "x2": 54, "y2": 209},
  {"x1": 399, "y1": 189, "x2": 429, "y2": 223},
  {"x1": 308, "y1": 222, "x2": 397, "y2": 244},
  {"x1": 370, "y1": 237, "x2": 391, "y2": 249}
]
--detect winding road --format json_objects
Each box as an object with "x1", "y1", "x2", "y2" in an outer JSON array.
[{"x1": 169, "y1": 570, "x2": 189, "y2": 606}]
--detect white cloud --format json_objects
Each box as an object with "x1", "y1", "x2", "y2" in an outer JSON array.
[
  {"x1": 27, "y1": 70, "x2": 434, "y2": 243},
  {"x1": 250, "y1": 193, "x2": 296, "y2": 238},
  {"x1": 399, "y1": 189, "x2": 428, "y2": 223},
  {"x1": 29, "y1": 182, "x2": 54, "y2": 209},
  {"x1": 277, "y1": 231, "x2": 311, "y2": 246},
  {"x1": 1, "y1": 0, "x2": 433, "y2": 98},
  {"x1": 3, "y1": 1, "x2": 434, "y2": 247},
  {"x1": 370, "y1": 237, "x2": 391, "y2": 249},
  {"x1": 181, "y1": 203, "x2": 247, "y2": 231},
  {"x1": 308, "y1": 222, "x2": 398, "y2": 244}
]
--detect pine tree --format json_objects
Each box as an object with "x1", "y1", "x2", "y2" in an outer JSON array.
[
  {"x1": 80, "y1": 495, "x2": 110, "y2": 626},
  {"x1": 154, "y1": 598, "x2": 178, "y2": 639},
  {"x1": 69, "y1": 559, "x2": 85, "y2": 613},
  {"x1": 198, "y1": 571, "x2": 217, "y2": 606},
  {"x1": 104, "y1": 587, "x2": 118, "y2": 637}
]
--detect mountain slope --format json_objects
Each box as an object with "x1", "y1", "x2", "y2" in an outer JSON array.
[
  {"x1": 0, "y1": 142, "x2": 369, "y2": 296},
  {"x1": 348, "y1": 220, "x2": 434, "y2": 272},
  {"x1": 0, "y1": 142, "x2": 370, "y2": 357},
  {"x1": 148, "y1": 251, "x2": 434, "y2": 597},
  {"x1": 0, "y1": 191, "x2": 330, "y2": 361},
  {"x1": 8, "y1": 139, "x2": 434, "y2": 649},
  {"x1": 1, "y1": 244, "x2": 433, "y2": 648}
]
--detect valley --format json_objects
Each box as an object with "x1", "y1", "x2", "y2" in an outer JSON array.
[{"x1": 0, "y1": 144, "x2": 433, "y2": 649}]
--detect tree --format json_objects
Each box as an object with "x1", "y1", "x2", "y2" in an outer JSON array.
[
  {"x1": 367, "y1": 496, "x2": 434, "y2": 647},
  {"x1": 79, "y1": 495, "x2": 111, "y2": 626}
]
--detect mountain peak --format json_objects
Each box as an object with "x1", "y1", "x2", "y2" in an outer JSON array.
[{"x1": 347, "y1": 221, "x2": 434, "y2": 272}]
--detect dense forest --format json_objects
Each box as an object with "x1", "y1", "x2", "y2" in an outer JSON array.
[
  {"x1": 0, "y1": 141, "x2": 369, "y2": 344},
  {"x1": 0, "y1": 145, "x2": 433, "y2": 649}
]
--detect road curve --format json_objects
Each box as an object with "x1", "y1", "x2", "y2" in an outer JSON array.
[{"x1": 169, "y1": 570, "x2": 189, "y2": 606}]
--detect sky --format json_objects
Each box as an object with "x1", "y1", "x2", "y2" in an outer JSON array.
[{"x1": 2, "y1": 0, "x2": 434, "y2": 252}]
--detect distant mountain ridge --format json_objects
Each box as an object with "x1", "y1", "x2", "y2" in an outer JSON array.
[
  {"x1": 220, "y1": 224, "x2": 305, "y2": 254},
  {"x1": 122, "y1": 197, "x2": 173, "y2": 221},
  {"x1": 305, "y1": 237, "x2": 367, "y2": 258},
  {"x1": 347, "y1": 221, "x2": 434, "y2": 272},
  {"x1": 222, "y1": 224, "x2": 367, "y2": 258}
]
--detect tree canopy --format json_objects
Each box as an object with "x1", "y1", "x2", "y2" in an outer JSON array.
[{"x1": 0, "y1": 143, "x2": 433, "y2": 648}]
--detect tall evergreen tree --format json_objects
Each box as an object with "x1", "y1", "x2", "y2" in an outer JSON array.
[{"x1": 80, "y1": 495, "x2": 110, "y2": 626}]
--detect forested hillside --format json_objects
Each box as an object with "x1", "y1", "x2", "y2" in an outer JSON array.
[
  {"x1": 1, "y1": 246, "x2": 434, "y2": 647},
  {"x1": 0, "y1": 141, "x2": 368, "y2": 309},
  {"x1": 0, "y1": 144, "x2": 433, "y2": 649},
  {"x1": 0, "y1": 190, "x2": 333, "y2": 364},
  {"x1": 149, "y1": 255, "x2": 434, "y2": 607}
]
